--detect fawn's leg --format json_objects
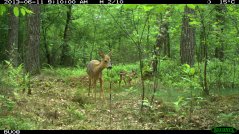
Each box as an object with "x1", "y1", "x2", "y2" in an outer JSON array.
[
  {"x1": 99, "y1": 77, "x2": 104, "y2": 99},
  {"x1": 119, "y1": 75, "x2": 122, "y2": 87},
  {"x1": 123, "y1": 77, "x2": 127, "y2": 86},
  {"x1": 88, "y1": 77, "x2": 91, "y2": 96}
]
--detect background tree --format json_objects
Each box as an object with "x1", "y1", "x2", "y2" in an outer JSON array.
[
  {"x1": 60, "y1": 5, "x2": 73, "y2": 66},
  {"x1": 25, "y1": 5, "x2": 40, "y2": 75},
  {"x1": 214, "y1": 5, "x2": 226, "y2": 61},
  {"x1": 7, "y1": 5, "x2": 19, "y2": 67},
  {"x1": 156, "y1": 8, "x2": 171, "y2": 58},
  {"x1": 180, "y1": 5, "x2": 196, "y2": 66}
]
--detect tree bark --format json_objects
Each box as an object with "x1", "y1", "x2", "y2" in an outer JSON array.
[
  {"x1": 197, "y1": 7, "x2": 209, "y2": 95},
  {"x1": 180, "y1": 6, "x2": 196, "y2": 66},
  {"x1": 25, "y1": 5, "x2": 41, "y2": 75},
  {"x1": 60, "y1": 5, "x2": 73, "y2": 66},
  {"x1": 8, "y1": 5, "x2": 19, "y2": 67},
  {"x1": 41, "y1": 6, "x2": 51, "y2": 65},
  {"x1": 214, "y1": 5, "x2": 226, "y2": 61},
  {"x1": 156, "y1": 10, "x2": 170, "y2": 58}
]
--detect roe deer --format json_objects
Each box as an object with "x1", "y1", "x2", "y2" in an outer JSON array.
[
  {"x1": 86, "y1": 51, "x2": 112, "y2": 100},
  {"x1": 119, "y1": 70, "x2": 137, "y2": 87}
]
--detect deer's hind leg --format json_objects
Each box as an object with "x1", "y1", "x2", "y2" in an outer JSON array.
[
  {"x1": 93, "y1": 78, "x2": 97, "y2": 102},
  {"x1": 99, "y1": 73, "x2": 104, "y2": 99},
  {"x1": 123, "y1": 77, "x2": 127, "y2": 86},
  {"x1": 88, "y1": 77, "x2": 91, "y2": 96}
]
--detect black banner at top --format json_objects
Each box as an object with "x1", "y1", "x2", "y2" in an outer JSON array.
[{"x1": 0, "y1": 0, "x2": 237, "y2": 4}]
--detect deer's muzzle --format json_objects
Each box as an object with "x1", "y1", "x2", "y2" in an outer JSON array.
[{"x1": 107, "y1": 62, "x2": 112, "y2": 69}]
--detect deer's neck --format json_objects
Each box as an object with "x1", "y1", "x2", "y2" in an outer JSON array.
[
  {"x1": 93, "y1": 61, "x2": 105, "y2": 75},
  {"x1": 97, "y1": 61, "x2": 105, "y2": 71}
]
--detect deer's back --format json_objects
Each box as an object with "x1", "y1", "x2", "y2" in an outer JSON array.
[{"x1": 87, "y1": 60, "x2": 100, "y2": 77}]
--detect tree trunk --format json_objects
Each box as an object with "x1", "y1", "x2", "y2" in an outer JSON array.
[
  {"x1": 198, "y1": 29, "x2": 206, "y2": 62},
  {"x1": 89, "y1": 22, "x2": 96, "y2": 61},
  {"x1": 25, "y1": 5, "x2": 41, "y2": 75},
  {"x1": 146, "y1": 15, "x2": 151, "y2": 57},
  {"x1": 197, "y1": 7, "x2": 209, "y2": 95},
  {"x1": 156, "y1": 10, "x2": 170, "y2": 58},
  {"x1": 82, "y1": 43, "x2": 87, "y2": 67},
  {"x1": 41, "y1": 6, "x2": 51, "y2": 65},
  {"x1": 8, "y1": 5, "x2": 19, "y2": 67},
  {"x1": 180, "y1": 6, "x2": 196, "y2": 66},
  {"x1": 214, "y1": 5, "x2": 226, "y2": 61},
  {"x1": 42, "y1": 26, "x2": 51, "y2": 65},
  {"x1": 60, "y1": 5, "x2": 73, "y2": 66}
]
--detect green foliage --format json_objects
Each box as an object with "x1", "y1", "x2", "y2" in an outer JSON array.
[
  {"x1": 0, "y1": 5, "x2": 7, "y2": 15},
  {"x1": 0, "y1": 5, "x2": 32, "y2": 16},
  {"x1": 159, "y1": 59, "x2": 182, "y2": 87},
  {"x1": 0, "y1": 95, "x2": 15, "y2": 114},
  {"x1": 181, "y1": 64, "x2": 196, "y2": 76},
  {"x1": 218, "y1": 113, "x2": 234, "y2": 124},
  {"x1": 67, "y1": 105, "x2": 85, "y2": 121},
  {"x1": 123, "y1": 5, "x2": 138, "y2": 10},
  {"x1": 73, "y1": 88, "x2": 91, "y2": 106},
  {"x1": 173, "y1": 96, "x2": 206, "y2": 114},
  {"x1": 0, "y1": 116, "x2": 36, "y2": 130},
  {"x1": 141, "y1": 99, "x2": 152, "y2": 108},
  {"x1": 0, "y1": 61, "x2": 30, "y2": 125},
  {"x1": 20, "y1": 6, "x2": 33, "y2": 15},
  {"x1": 2, "y1": 61, "x2": 29, "y2": 91},
  {"x1": 187, "y1": 4, "x2": 196, "y2": 9},
  {"x1": 13, "y1": 6, "x2": 19, "y2": 17},
  {"x1": 42, "y1": 67, "x2": 85, "y2": 78},
  {"x1": 173, "y1": 97, "x2": 185, "y2": 112},
  {"x1": 103, "y1": 63, "x2": 138, "y2": 82},
  {"x1": 0, "y1": 4, "x2": 239, "y2": 130},
  {"x1": 208, "y1": 59, "x2": 239, "y2": 89}
]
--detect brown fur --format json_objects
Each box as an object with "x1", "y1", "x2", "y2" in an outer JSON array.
[
  {"x1": 86, "y1": 51, "x2": 112, "y2": 100},
  {"x1": 119, "y1": 70, "x2": 137, "y2": 87}
]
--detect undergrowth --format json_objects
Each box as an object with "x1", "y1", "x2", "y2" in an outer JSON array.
[{"x1": 0, "y1": 59, "x2": 238, "y2": 130}]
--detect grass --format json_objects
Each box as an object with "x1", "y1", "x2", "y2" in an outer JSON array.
[
  {"x1": 0, "y1": 61, "x2": 238, "y2": 130},
  {"x1": 0, "y1": 116, "x2": 37, "y2": 130},
  {"x1": 42, "y1": 67, "x2": 86, "y2": 78}
]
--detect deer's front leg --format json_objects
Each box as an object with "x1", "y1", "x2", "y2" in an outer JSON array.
[{"x1": 99, "y1": 77, "x2": 104, "y2": 99}]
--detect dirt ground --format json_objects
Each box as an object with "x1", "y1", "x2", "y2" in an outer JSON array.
[{"x1": 10, "y1": 74, "x2": 239, "y2": 130}]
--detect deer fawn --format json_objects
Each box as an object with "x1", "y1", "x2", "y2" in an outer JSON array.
[
  {"x1": 119, "y1": 70, "x2": 137, "y2": 87},
  {"x1": 86, "y1": 51, "x2": 112, "y2": 100}
]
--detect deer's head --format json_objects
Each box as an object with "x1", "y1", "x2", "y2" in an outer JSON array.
[
  {"x1": 99, "y1": 51, "x2": 112, "y2": 69},
  {"x1": 131, "y1": 70, "x2": 137, "y2": 77}
]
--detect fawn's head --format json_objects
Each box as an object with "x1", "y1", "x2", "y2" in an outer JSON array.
[
  {"x1": 131, "y1": 70, "x2": 137, "y2": 77},
  {"x1": 99, "y1": 51, "x2": 112, "y2": 69}
]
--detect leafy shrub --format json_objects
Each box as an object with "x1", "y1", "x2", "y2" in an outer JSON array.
[
  {"x1": 207, "y1": 58, "x2": 239, "y2": 89},
  {"x1": 67, "y1": 105, "x2": 85, "y2": 121},
  {"x1": 104, "y1": 63, "x2": 138, "y2": 83},
  {"x1": 0, "y1": 116, "x2": 36, "y2": 130},
  {"x1": 2, "y1": 61, "x2": 29, "y2": 90},
  {"x1": 0, "y1": 95, "x2": 15, "y2": 114},
  {"x1": 43, "y1": 67, "x2": 85, "y2": 78}
]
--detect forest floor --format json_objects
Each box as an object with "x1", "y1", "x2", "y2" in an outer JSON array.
[{"x1": 8, "y1": 73, "x2": 239, "y2": 130}]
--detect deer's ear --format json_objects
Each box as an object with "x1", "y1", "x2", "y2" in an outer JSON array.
[
  {"x1": 99, "y1": 51, "x2": 105, "y2": 58},
  {"x1": 108, "y1": 51, "x2": 112, "y2": 57}
]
